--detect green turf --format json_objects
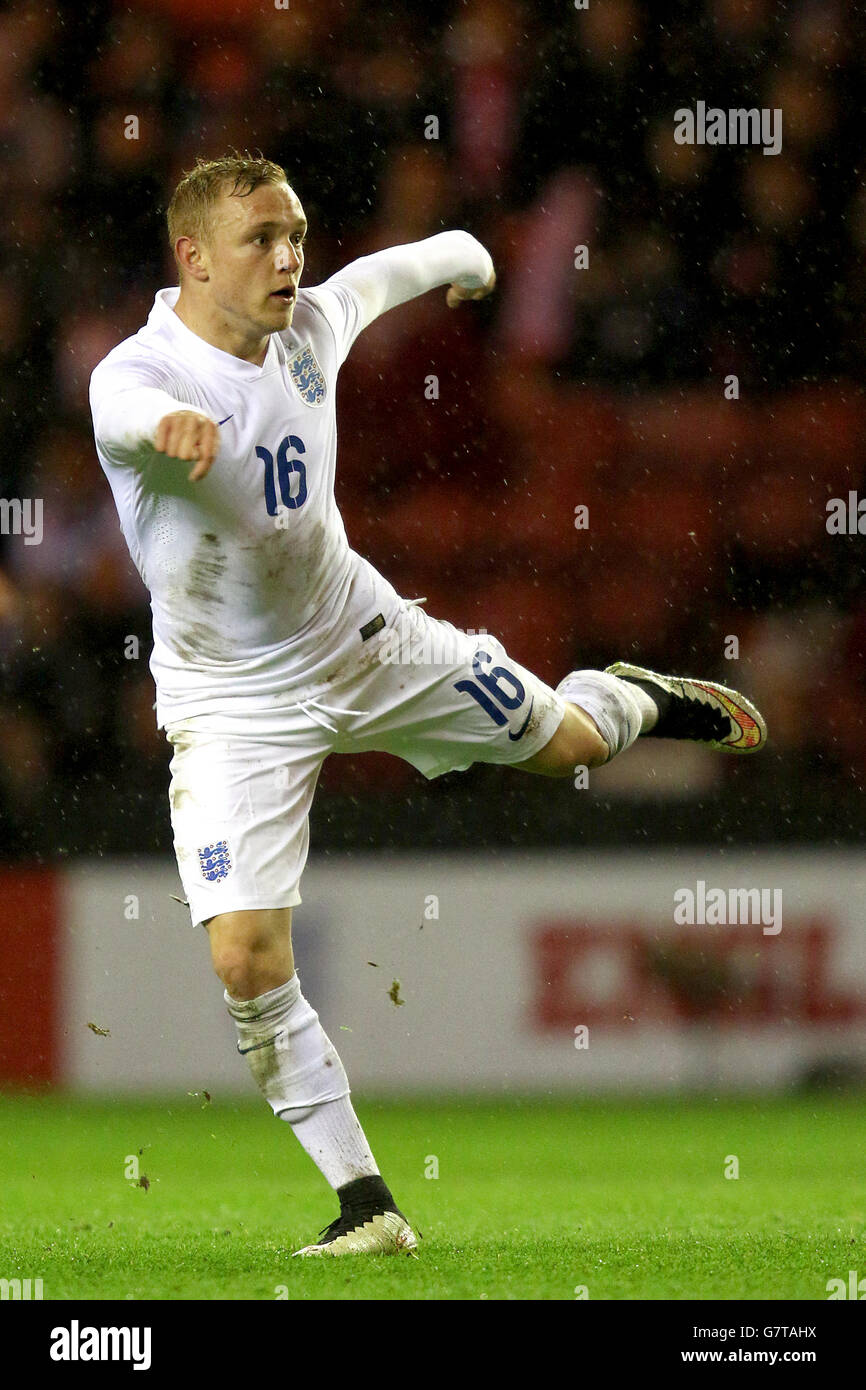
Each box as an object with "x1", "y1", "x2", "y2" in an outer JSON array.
[{"x1": 0, "y1": 1092, "x2": 864, "y2": 1300}]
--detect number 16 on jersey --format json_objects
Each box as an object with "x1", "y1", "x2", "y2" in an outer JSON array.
[{"x1": 257, "y1": 435, "x2": 308, "y2": 515}]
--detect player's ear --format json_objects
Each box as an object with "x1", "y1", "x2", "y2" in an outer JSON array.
[{"x1": 175, "y1": 235, "x2": 209, "y2": 283}]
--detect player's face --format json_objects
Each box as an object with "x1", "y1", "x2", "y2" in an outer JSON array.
[{"x1": 203, "y1": 181, "x2": 307, "y2": 337}]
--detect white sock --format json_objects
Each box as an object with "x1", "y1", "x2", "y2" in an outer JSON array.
[
  {"x1": 624, "y1": 681, "x2": 659, "y2": 731},
  {"x1": 287, "y1": 1095, "x2": 379, "y2": 1190},
  {"x1": 225, "y1": 975, "x2": 378, "y2": 1190},
  {"x1": 555, "y1": 669, "x2": 653, "y2": 760}
]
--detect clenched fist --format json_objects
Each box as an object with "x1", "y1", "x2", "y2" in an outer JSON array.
[
  {"x1": 154, "y1": 410, "x2": 220, "y2": 481},
  {"x1": 446, "y1": 267, "x2": 496, "y2": 309}
]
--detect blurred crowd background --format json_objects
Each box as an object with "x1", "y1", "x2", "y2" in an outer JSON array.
[{"x1": 0, "y1": 0, "x2": 864, "y2": 858}]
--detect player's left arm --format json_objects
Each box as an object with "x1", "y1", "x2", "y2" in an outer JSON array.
[
  {"x1": 308, "y1": 230, "x2": 495, "y2": 362},
  {"x1": 339, "y1": 230, "x2": 495, "y2": 321}
]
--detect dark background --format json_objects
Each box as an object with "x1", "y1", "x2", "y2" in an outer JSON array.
[{"x1": 0, "y1": 0, "x2": 863, "y2": 860}]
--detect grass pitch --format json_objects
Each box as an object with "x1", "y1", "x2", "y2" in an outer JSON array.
[{"x1": 0, "y1": 1092, "x2": 863, "y2": 1301}]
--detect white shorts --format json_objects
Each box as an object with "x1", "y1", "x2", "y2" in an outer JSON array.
[{"x1": 165, "y1": 589, "x2": 567, "y2": 927}]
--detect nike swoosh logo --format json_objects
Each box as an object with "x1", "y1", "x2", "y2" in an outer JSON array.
[
  {"x1": 237, "y1": 1037, "x2": 274, "y2": 1055},
  {"x1": 217, "y1": 414, "x2": 233, "y2": 426},
  {"x1": 508, "y1": 697, "x2": 535, "y2": 741}
]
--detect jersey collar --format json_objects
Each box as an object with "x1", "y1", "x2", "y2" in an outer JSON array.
[{"x1": 148, "y1": 287, "x2": 282, "y2": 379}]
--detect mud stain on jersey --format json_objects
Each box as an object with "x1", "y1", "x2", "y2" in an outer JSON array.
[
  {"x1": 250, "y1": 527, "x2": 291, "y2": 585},
  {"x1": 249, "y1": 517, "x2": 328, "y2": 594},
  {"x1": 185, "y1": 533, "x2": 226, "y2": 605},
  {"x1": 176, "y1": 533, "x2": 231, "y2": 659}
]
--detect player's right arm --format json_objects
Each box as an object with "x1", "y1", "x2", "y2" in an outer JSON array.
[
  {"x1": 89, "y1": 365, "x2": 219, "y2": 481},
  {"x1": 153, "y1": 409, "x2": 219, "y2": 481}
]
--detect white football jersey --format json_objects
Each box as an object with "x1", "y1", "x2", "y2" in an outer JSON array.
[
  {"x1": 92, "y1": 281, "x2": 394, "y2": 727},
  {"x1": 89, "y1": 233, "x2": 493, "y2": 728}
]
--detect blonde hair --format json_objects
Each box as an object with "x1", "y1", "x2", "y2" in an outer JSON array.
[{"x1": 166, "y1": 151, "x2": 290, "y2": 268}]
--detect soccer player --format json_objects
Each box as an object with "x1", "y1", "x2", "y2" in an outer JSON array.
[{"x1": 90, "y1": 153, "x2": 766, "y2": 1257}]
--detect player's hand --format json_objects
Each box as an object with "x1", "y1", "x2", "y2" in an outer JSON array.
[
  {"x1": 154, "y1": 410, "x2": 220, "y2": 482},
  {"x1": 446, "y1": 267, "x2": 496, "y2": 309}
]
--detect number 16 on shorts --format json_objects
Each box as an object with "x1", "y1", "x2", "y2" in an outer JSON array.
[{"x1": 454, "y1": 648, "x2": 533, "y2": 740}]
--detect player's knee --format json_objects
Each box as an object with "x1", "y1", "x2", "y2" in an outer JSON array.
[
  {"x1": 211, "y1": 944, "x2": 261, "y2": 1000},
  {"x1": 213, "y1": 949, "x2": 293, "y2": 1002},
  {"x1": 206, "y1": 910, "x2": 293, "y2": 1001}
]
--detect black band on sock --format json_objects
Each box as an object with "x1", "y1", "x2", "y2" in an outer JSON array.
[
  {"x1": 337, "y1": 1174, "x2": 394, "y2": 1211},
  {"x1": 315, "y1": 1174, "x2": 410, "y2": 1246},
  {"x1": 618, "y1": 675, "x2": 671, "y2": 722}
]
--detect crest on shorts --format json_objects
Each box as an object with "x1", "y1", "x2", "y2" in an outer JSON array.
[
  {"x1": 288, "y1": 343, "x2": 326, "y2": 407},
  {"x1": 198, "y1": 840, "x2": 232, "y2": 883}
]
